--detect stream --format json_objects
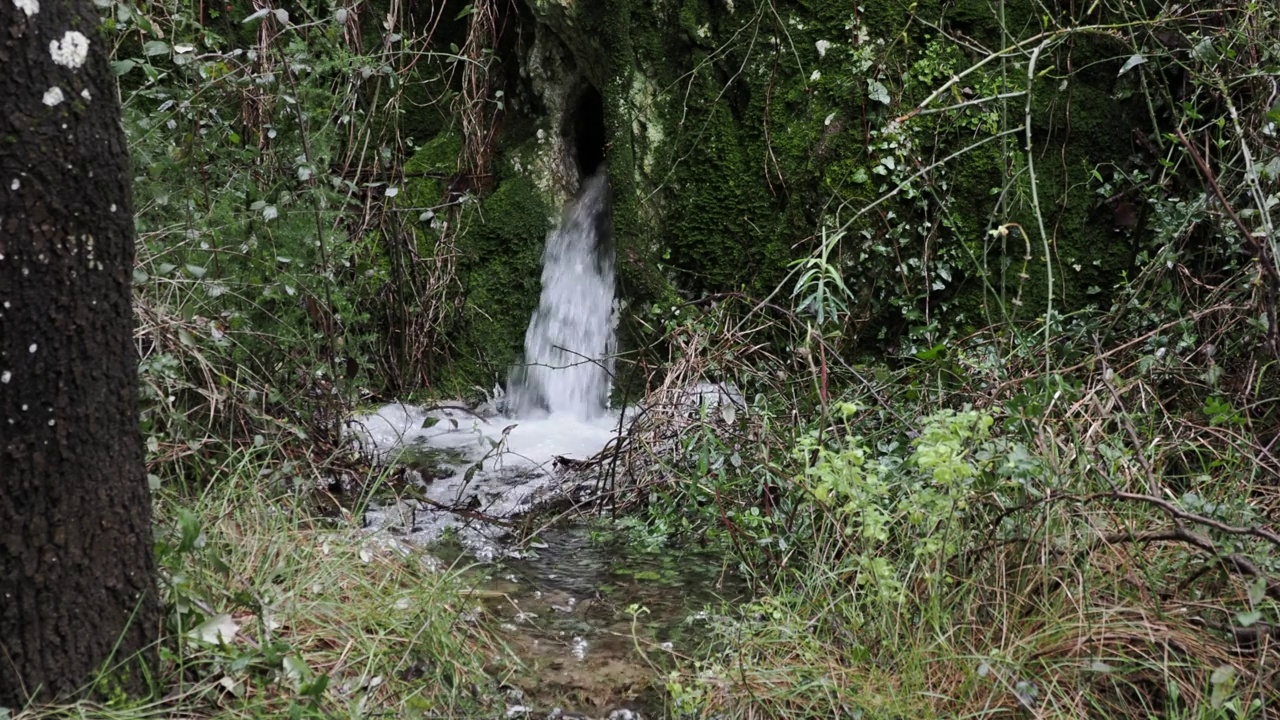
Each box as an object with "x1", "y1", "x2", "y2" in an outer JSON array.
[{"x1": 345, "y1": 168, "x2": 747, "y2": 716}]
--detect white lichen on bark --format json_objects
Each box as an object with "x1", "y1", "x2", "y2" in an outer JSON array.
[{"x1": 49, "y1": 31, "x2": 90, "y2": 69}]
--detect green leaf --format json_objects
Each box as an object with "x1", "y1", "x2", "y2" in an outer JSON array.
[
  {"x1": 1247, "y1": 576, "x2": 1269, "y2": 605},
  {"x1": 111, "y1": 59, "x2": 137, "y2": 76},
  {"x1": 454, "y1": 3, "x2": 476, "y2": 20},
  {"x1": 301, "y1": 673, "x2": 329, "y2": 698},
  {"x1": 142, "y1": 40, "x2": 169, "y2": 56},
  {"x1": 283, "y1": 655, "x2": 309, "y2": 684},
  {"x1": 1209, "y1": 664, "x2": 1236, "y2": 709},
  {"x1": 867, "y1": 79, "x2": 890, "y2": 104},
  {"x1": 184, "y1": 264, "x2": 207, "y2": 278},
  {"x1": 720, "y1": 403, "x2": 737, "y2": 424},
  {"x1": 1117, "y1": 53, "x2": 1146, "y2": 76},
  {"x1": 1266, "y1": 99, "x2": 1280, "y2": 126},
  {"x1": 1236, "y1": 609, "x2": 1262, "y2": 627}
]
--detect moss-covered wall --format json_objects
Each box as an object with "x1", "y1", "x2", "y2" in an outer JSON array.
[
  {"x1": 407, "y1": 0, "x2": 1154, "y2": 389},
  {"x1": 448, "y1": 175, "x2": 551, "y2": 390},
  {"x1": 587, "y1": 0, "x2": 1145, "y2": 336}
]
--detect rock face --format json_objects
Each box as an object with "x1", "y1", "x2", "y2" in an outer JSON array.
[{"x1": 406, "y1": 0, "x2": 1151, "y2": 391}]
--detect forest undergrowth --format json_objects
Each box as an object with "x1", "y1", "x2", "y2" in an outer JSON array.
[{"x1": 16, "y1": 0, "x2": 1280, "y2": 717}]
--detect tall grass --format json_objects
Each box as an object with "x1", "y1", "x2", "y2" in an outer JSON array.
[
  {"x1": 11, "y1": 445, "x2": 518, "y2": 719},
  {"x1": 645, "y1": 321, "x2": 1278, "y2": 718}
]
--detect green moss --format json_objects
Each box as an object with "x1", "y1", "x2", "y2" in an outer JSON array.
[
  {"x1": 406, "y1": 132, "x2": 463, "y2": 176},
  {"x1": 437, "y1": 176, "x2": 551, "y2": 393},
  {"x1": 428, "y1": 0, "x2": 1152, "y2": 376},
  {"x1": 660, "y1": 99, "x2": 796, "y2": 295}
]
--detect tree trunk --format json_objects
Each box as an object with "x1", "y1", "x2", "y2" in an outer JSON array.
[{"x1": 0, "y1": 0, "x2": 159, "y2": 706}]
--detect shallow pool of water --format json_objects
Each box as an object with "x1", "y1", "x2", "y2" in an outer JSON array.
[{"x1": 455, "y1": 524, "x2": 747, "y2": 714}]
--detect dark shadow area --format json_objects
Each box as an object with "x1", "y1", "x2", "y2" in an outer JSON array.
[{"x1": 571, "y1": 85, "x2": 607, "y2": 177}]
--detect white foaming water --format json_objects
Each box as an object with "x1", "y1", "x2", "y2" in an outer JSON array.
[
  {"x1": 347, "y1": 170, "x2": 624, "y2": 556},
  {"x1": 507, "y1": 169, "x2": 615, "y2": 419}
]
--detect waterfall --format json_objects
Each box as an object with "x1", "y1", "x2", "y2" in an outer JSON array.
[{"x1": 508, "y1": 170, "x2": 615, "y2": 420}]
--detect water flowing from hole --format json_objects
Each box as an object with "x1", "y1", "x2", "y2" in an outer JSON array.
[
  {"x1": 349, "y1": 170, "x2": 623, "y2": 550},
  {"x1": 508, "y1": 169, "x2": 615, "y2": 419}
]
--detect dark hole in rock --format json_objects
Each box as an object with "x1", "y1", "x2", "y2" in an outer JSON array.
[{"x1": 571, "y1": 85, "x2": 606, "y2": 177}]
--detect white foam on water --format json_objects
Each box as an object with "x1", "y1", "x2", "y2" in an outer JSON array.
[
  {"x1": 347, "y1": 404, "x2": 622, "y2": 473},
  {"x1": 347, "y1": 403, "x2": 625, "y2": 555}
]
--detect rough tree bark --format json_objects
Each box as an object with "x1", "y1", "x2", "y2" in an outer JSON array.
[{"x1": 0, "y1": 0, "x2": 159, "y2": 706}]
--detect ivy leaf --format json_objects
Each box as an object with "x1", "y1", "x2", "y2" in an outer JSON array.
[
  {"x1": 142, "y1": 40, "x2": 169, "y2": 56},
  {"x1": 867, "y1": 79, "x2": 890, "y2": 105},
  {"x1": 111, "y1": 59, "x2": 136, "y2": 76}
]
